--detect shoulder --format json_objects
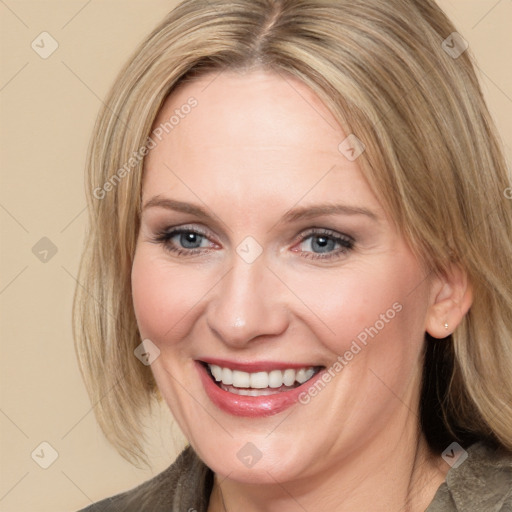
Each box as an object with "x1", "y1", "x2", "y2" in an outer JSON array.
[
  {"x1": 427, "y1": 441, "x2": 512, "y2": 511},
  {"x1": 76, "y1": 445, "x2": 213, "y2": 512}
]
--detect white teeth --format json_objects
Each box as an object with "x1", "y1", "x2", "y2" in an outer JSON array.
[
  {"x1": 221, "y1": 366, "x2": 233, "y2": 385},
  {"x1": 268, "y1": 370, "x2": 283, "y2": 388},
  {"x1": 250, "y1": 371, "x2": 269, "y2": 389},
  {"x1": 296, "y1": 368, "x2": 307, "y2": 384},
  {"x1": 221, "y1": 385, "x2": 283, "y2": 396},
  {"x1": 210, "y1": 364, "x2": 222, "y2": 382},
  {"x1": 207, "y1": 364, "x2": 318, "y2": 389},
  {"x1": 232, "y1": 370, "x2": 250, "y2": 388},
  {"x1": 296, "y1": 368, "x2": 315, "y2": 384},
  {"x1": 282, "y1": 369, "x2": 296, "y2": 386}
]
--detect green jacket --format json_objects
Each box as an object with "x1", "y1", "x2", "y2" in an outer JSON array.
[{"x1": 78, "y1": 441, "x2": 512, "y2": 511}]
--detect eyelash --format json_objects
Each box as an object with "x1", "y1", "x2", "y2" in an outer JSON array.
[
  {"x1": 151, "y1": 226, "x2": 355, "y2": 261},
  {"x1": 152, "y1": 227, "x2": 215, "y2": 258},
  {"x1": 294, "y1": 228, "x2": 354, "y2": 260}
]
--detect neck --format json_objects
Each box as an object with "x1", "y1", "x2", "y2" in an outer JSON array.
[{"x1": 207, "y1": 430, "x2": 448, "y2": 512}]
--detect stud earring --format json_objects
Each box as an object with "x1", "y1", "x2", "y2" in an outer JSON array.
[{"x1": 444, "y1": 322, "x2": 449, "y2": 330}]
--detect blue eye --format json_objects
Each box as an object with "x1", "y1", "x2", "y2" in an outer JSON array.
[
  {"x1": 175, "y1": 231, "x2": 205, "y2": 249},
  {"x1": 152, "y1": 226, "x2": 354, "y2": 261},
  {"x1": 154, "y1": 227, "x2": 215, "y2": 256},
  {"x1": 296, "y1": 230, "x2": 354, "y2": 260},
  {"x1": 303, "y1": 234, "x2": 337, "y2": 253}
]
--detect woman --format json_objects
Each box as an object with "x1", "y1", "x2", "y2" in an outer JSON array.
[{"x1": 74, "y1": 0, "x2": 512, "y2": 510}]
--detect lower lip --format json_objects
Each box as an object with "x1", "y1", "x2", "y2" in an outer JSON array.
[{"x1": 196, "y1": 361, "x2": 324, "y2": 417}]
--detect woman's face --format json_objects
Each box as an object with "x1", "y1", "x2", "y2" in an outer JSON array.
[{"x1": 132, "y1": 69, "x2": 437, "y2": 483}]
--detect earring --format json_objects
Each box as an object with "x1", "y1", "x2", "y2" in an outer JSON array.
[{"x1": 444, "y1": 322, "x2": 449, "y2": 330}]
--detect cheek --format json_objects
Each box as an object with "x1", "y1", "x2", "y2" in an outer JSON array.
[
  {"x1": 295, "y1": 254, "x2": 427, "y2": 357},
  {"x1": 131, "y1": 248, "x2": 207, "y2": 343}
]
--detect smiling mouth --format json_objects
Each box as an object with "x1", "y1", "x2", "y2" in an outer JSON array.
[{"x1": 202, "y1": 362, "x2": 324, "y2": 397}]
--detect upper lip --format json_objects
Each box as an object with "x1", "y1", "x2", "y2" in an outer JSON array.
[{"x1": 199, "y1": 357, "x2": 324, "y2": 373}]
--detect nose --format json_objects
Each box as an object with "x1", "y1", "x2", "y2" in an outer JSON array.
[{"x1": 206, "y1": 255, "x2": 289, "y2": 348}]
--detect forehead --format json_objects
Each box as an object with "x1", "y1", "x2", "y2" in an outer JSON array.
[
  {"x1": 153, "y1": 69, "x2": 339, "y2": 147},
  {"x1": 142, "y1": 70, "x2": 384, "y2": 220}
]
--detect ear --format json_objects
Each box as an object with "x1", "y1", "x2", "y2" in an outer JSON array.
[{"x1": 425, "y1": 263, "x2": 473, "y2": 339}]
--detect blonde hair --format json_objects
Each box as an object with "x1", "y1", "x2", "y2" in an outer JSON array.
[{"x1": 73, "y1": 0, "x2": 512, "y2": 466}]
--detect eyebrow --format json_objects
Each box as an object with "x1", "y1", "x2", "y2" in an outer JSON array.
[
  {"x1": 281, "y1": 203, "x2": 379, "y2": 223},
  {"x1": 142, "y1": 196, "x2": 213, "y2": 220},
  {"x1": 142, "y1": 196, "x2": 379, "y2": 223}
]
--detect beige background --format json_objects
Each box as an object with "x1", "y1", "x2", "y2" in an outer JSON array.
[{"x1": 0, "y1": 1, "x2": 510, "y2": 511}]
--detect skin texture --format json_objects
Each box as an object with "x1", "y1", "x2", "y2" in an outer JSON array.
[{"x1": 131, "y1": 69, "x2": 473, "y2": 512}]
